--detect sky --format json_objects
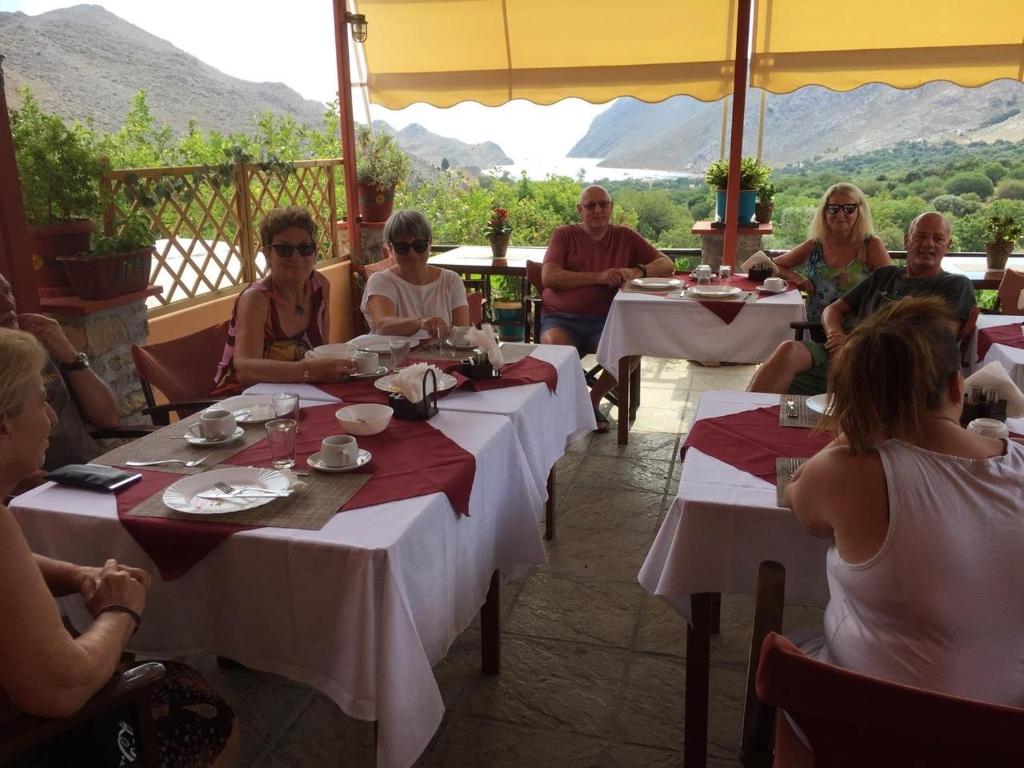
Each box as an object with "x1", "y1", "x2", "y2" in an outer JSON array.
[{"x1": 0, "y1": 0, "x2": 612, "y2": 161}]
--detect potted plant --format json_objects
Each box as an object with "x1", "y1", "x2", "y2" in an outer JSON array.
[
  {"x1": 704, "y1": 156, "x2": 770, "y2": 226},
  {"x1": 490, "y1": 275, "x2": 524, "y2": 341},
  {"x1": 484, "y1": 207, "x2": 512, "y2": 260},
  {"x1": 755, "y1": 181, "x2": 776, "y2": 224},
  {"x1": 58, "y1": 214, "x2": 155, "y2": 300},
  {"x1": 984, "y1": 214, "x2": 1023, "y2": 269},
  {"x1": 10, "y1": 89, "x2": 102, "y2": 289},
  {"x1": 355, "y1": 124, "x2": 410, "y2": 222}
]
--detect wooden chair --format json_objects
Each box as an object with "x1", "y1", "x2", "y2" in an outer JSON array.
[
  {"x1": 466, "y1": 291, "x2": 485, "y2": 326},
  {"x1": 0, "y1": 662, "x2": 166, "y2": 767},
  {"x1": 996, "y1": 268, "x2": 1024, "y2": 314},
  {"x1": 740, "y1": 562, "x2": 1024, "y2": 768},
  {"x1": 130, "y1": 321, "x2": 229, "y2": 425}
]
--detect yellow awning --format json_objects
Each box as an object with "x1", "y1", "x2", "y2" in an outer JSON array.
[
  {"x1": 751, "y1": 0, "x2": 1024, "y2": 93},
  {"x1": 358, "y1": 0, "x2": 740, "y2": 109}
]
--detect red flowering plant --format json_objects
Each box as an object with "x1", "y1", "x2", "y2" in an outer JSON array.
[{"x1": 484, "y1": 207, "x2": 511, "y2": 242}]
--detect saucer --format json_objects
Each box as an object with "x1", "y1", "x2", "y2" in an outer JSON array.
[
  {"x1": 307, "y1": 449, "x2": 372, "y2": 473},
  {"x1": 756, "y1": 285, "x2": 787, "y2": 294},
  {"x1": 348, "y1": 366, "x2": 389, "y2": 379},
  {"x1": 184, "y1": 426, "x2": 245, "y2": 446}
]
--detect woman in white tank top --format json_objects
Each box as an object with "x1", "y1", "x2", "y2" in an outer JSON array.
[{"x1": 785, "y1": 295, "x2": 1024, "y2": 707}]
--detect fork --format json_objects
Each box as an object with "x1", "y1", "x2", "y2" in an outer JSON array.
[
  {"x1": 126, "y1": 457, "x2": 207, "y2": 467},
  {"x1": 212, "y1": 481, "x2": 291, "y2": 497}
]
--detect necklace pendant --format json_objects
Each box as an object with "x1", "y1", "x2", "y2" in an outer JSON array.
[{"x1": 295, "y1": 304, "x2": 305, "y2": 316}]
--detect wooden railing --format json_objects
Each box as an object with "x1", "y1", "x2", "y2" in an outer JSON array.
[{"x1": 101, "y1": 158, "x2": 344, "y2": 314}]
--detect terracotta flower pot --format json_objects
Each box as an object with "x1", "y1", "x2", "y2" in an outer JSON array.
[
  {"x1": 490, "y1": 233, "x2": 510, "y2": 260},
  {"x1": 754, "y1": 202, "x2": 774, "y2": 224},
  {"x1": 58, "y1": 246, "x2": 154, "y2": 300},
  {"x1": 358, "y1": 182, "x2": 396, "y2": 223},
  {"x1": 27, "y1": 219, "x2": 95, "y2": 291},
  {"x1": 985, "y1": 241, "x2": 1014, "y2": 270}
]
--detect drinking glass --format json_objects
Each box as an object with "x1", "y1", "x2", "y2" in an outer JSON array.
[
  {"x1": 389, "y1": 338, "x2": 411, "y2": 368},
  {"x1": 272, "y1": 391, "x2": 300, "y2": 434},
  {"x1": 719, "y1": 265, "x2": 732, "y2": 285},
  {"x1": 265, "y1": 419, "x2": 297, "y2": 469}
]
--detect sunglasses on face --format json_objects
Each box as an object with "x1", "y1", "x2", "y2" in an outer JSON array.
[
  {"x1": 581, "y1": 200, "x2": 612, "y2": 210},
  {"x1": 390, "y1": 239, "x2": 430, "y2": 255},
  {"x1": 825, "y1": 203, "x2": 859, "y2": 216},
  {"x1": 270, "y1": 242, "x2": 316, "y2": 258}
]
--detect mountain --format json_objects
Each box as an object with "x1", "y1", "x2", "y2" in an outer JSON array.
[
  {"x1": 570, "y1": 81, "x2": 1024, "y2": 172},
  {"x1": 0, "y1": 5, "x2": 510, "y2": 174}
]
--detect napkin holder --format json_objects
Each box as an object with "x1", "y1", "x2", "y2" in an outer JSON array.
[
  {"x1": 459, "y1": 353, "x2": 501, "y2": 381},
  {"x1": 390, "y1": 369, "x2": 439, "y2": 421},
  {"x1": 747, "y1": 265, "x2": 774, "y2": 283},
  {"x1": 960, "y1": 397, "x2": 1007, "y2": 426}
]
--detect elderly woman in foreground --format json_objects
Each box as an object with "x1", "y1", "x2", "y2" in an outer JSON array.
[
  {"x1": 0, "y1": 329, "x2": 237, "y2": 766},
  {"x1": 213, "y1": 206, "x2": 355, "y2": 395},
  {"x1": 361, "y1": 209, "x2": 469, "y2": 338},
  {"x1": 785, "y1": 297, "x2": 1024, "y2": 705}
]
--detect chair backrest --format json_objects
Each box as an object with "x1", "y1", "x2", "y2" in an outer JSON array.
[
  {"x1": 466, "y1": 291, "x2": 485, "y2": 326},
  {"x1": 526, "y1": 260, "x2": 544, "y2": 294},
  {"x1": 131, "y1": 321, "x2": 230, "y2": 407},
  {"x1": 357, "y1": 255, "x2": 397, "y2": 282},
  {"x1": 998, "y1": 268, "x2": 1024, "y2": 313},
  {"x1": 756, "y1": 632, "x2": 1024, "y2": 768}
]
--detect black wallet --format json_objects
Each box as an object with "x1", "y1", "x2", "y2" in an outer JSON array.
[{"x1": 46, "y1": 464, "x2": 143, "y2": 493}]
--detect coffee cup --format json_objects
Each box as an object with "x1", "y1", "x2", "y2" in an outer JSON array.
[
  {"x1": 764, "y1": 276, "x2": 787, "y2": 292},
  {"x1": 354, "y1": 351, "x2": 379, "y2": 374},
  {"x1": 966, "y1": 418, "x2": 1010, "y2": 439},
  {"x1": 321, "y1": 435, "x2": 359, "y2": 467},
  {"x1": 199, "y1": 408, "x2": 236, "y2": 440}
]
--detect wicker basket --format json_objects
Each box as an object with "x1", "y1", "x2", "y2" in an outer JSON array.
[{"x1": 58, "y1": 246, "x2": 154, "y2": 300}]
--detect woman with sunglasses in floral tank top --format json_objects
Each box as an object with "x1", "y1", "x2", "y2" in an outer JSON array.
[
  {"x1": 773, "y1": 183, "x2": 891, "y2": 340},
  {"x1": 361, "y1": 209, "x2": 469, "y2": 338},
  {"x1": 213, "y1": 207, "x2": 356, "y2": 395}
]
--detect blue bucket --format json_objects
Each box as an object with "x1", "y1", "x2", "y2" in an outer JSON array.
[{"x1": 716, "y1": 189, "x2": 757, "y2": 225}]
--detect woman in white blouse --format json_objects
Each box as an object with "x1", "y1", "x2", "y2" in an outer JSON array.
[{"x1": 361, "y1": 209, "x2": 469, "y2": 338}]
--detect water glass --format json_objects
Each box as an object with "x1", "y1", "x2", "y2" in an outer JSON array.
[
  {"x1": 719, "y1": 265, "x2": 732, "y2": 284},
  {"x1": 273, "y1": 391, "x2": 300, "y2": 434},
  {"x1": 389, "y1": 338, "x2": 412, "y2": 368},
  {"x1": 265, "y1": 419, "x2": 297, "y2": 469}
]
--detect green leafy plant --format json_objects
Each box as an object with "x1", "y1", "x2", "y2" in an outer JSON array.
[
  {"x1": 356, "y1": 125, "x2": 410, "y2": 192},
  {"x1": 704, "y1": 156, "x2": 771, "y2": 190},
  {"x1": 757, "y1": 181, "x2": 777, "y2": 205},
  {"x1": 490, "y1": 275, "x2": 520, "y2": 302},
  {"x1": 985, "y1": 214, "x2": 1023, "y2": 245},
  {"x1": 90, "y1": 214, "x2": 154, "y2": 257},
  {"x1": 10, "y1": 89, "x2": 102, "y2": 226},
  {"x1": 483, "y1": 207, "x2": 511, "y2": 241}
]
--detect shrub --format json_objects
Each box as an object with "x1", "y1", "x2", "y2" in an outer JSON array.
[
  {"x1": 931, "y1": 195, "x2": 981, "y2": 217},
  {"x1": 946, "y1": 171, "x2": 994, "y2": 199},
  {"x1": 995, "y1": 179, "x2": 1024, "y2": 200}
]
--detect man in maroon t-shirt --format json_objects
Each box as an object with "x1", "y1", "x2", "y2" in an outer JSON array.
[{"x1": 541, "y1": 185, "x2": 674, "y2": 431}]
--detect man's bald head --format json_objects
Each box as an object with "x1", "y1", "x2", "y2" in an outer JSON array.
[{"x1": 578, "y1": 185, "x2": 610, "y2": 206}]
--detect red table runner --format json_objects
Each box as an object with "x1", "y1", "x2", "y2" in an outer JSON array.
[
  {"x1": 672, "y1": 274, "x2": 796, "y2": 325},
  {"x1": 680, "y1": 406, "x2": 832, "y2": 484},
  {"x1": 116, "y1": 403, "x2": 476, "y2": 580},
  {"x1": 977, "y1": 323, "x2": 1024, "y2": 360}
]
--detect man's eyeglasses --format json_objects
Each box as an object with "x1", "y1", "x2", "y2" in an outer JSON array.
[
  {"x1": 390, "y1": 239, "x2": 430, "y2": 255},
  {"x1": 270, "y1": 242, "x2": 316, "y2": 258},
  {"x1": 581, "y1": 200, "x2": 612, "y2": 211},
  {"x1": 825, "y1": 203, "x2": 859, "y2": 216}
]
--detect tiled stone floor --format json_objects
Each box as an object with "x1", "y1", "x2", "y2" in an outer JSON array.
[{"x1": 180, "y1": 357, "x2": 824, "y2": 767}]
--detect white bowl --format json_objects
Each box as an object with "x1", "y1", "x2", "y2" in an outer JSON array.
[
  {"x1": 306, "y1": 343, "x2": 355, "y2": 360},
  {"x1": 335, "y1": 403, "x2": 393, "y2": 436}
]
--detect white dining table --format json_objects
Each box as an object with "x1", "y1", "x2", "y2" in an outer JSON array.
[
  {"x1": 967, "y1": 314, "x2": 1024, "y2": 390},
  {"x1": 596, "y1": 284, "x2": 806, "y2": 444},
  {"x1": 11, "y1": 410, "x2": 545, "y2": 768}
]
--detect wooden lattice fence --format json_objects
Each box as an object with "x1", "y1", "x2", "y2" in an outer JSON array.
[{"x1": 101, "y1": 158, "x2": 343, "y2": 314}]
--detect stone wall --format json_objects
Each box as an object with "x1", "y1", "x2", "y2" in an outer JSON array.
[{"x1": 54, "y1": 299, "x2": 149, "y2": 424}]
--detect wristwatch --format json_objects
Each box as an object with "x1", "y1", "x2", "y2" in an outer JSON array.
[
  {"x1": 637, "y1": 263, "x2": 648, "y2": 278},
  {"x1": 61, "y1": 352, "x2": 90, "y2": 372}
]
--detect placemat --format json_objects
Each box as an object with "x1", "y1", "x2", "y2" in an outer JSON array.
[
  {"x1": 98, "y1": 411, "x2": 268, "y2": 475},
  {"x1": 669, "y1": 291, "x2": 755, "y2": 324},
  {"x1": 777, "y1": 395, "x2": 822, "y2": 428},
  {"x1": 776, "y1": 457, "x2": 806, "y2": 507}
]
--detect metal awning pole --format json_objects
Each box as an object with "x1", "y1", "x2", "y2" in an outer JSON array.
[
  {"x1": 722, "y1": 0, "x2": 753, "y2": 267},
  {"x1": 332, "y1": 0, "x2": 363, "y2": 260},
  {"x1": 0, "y1": 55, "x2": 39, "y2": 311}
]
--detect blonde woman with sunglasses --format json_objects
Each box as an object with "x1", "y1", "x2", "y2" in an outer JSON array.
[
  {"x1": 773, "y1": 182, "x2": 891, "y2": 338},
  {"x1": 361, "y1": 209, "x2": 469, "y2": 338},
  {"x1": 213, "y1": 206, "x2": 355, "y2": 395}
]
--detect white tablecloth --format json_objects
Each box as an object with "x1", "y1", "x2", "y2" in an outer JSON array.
[
  {"x1": 11, "y1": 411, "x2": 544, "y2": 768},
  {"x1": 244, "y1": 343, "x2": 595, "y2": 514},
  {"x1": 968, "y1": 314, "x2": 1024, "y2": 391},
  {"x1": 597, "y1": 287, "x2": 806, "y2": 374},
  {"x1": 638, "y1": 391, "x2": 830, "y2": 623}
]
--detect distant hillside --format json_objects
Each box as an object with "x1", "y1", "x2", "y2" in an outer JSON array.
[
  {"x1": 0, "y1": 4, "x2": 510, "y2": 174},
  {"x1": 571, "y1": 81, "x2": 1024, "y2": 172}
]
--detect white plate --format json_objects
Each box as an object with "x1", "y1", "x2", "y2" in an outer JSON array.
[
  {"x1": 163, "y1": 466, "x2": 290, "y2": 514},
  {"x1": 307, "y1": 449, "x2": 372, "y2": 473},
  {"x1": 630, "y1": 277, "x2": 682, "y2": 290},
  {"x1": 348, "y1": 366, "x2": 390, "y2": 380},
  {"x1": 687, "y1": 285, "x2": 743, "y2": 299},
  {"x1": 354, "y1": 335, "x2": 421, "y2": 354},
  {"x1": 805, "y1": 394, "x2": 834, "y2": 415},
  {"x1": 215, "y1": 395, "x2": 276, "y2": 424},
  {"x1": 305, "y1": 343, "x2": 356, "y2": 360},
  {"x1": 184, "y1": 425, "x2": 245, "y2": 446},
  {"x1": 374, "y1": 372, "x2": 458, "y2": 394}
]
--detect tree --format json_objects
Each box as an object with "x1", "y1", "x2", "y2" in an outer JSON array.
[
  {"x1": 995, "y1": 179, "x2": 1024, "y2": 200},
  {"x1": 440, "y1": 158, "x2": 450, "y2": 171},
  {"x1": 946, "y1": 171, "x2": 994, "y2": 199}
]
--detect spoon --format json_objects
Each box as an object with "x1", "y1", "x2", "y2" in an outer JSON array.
[{"x1": 126, "y1": 457, "x2": 207, "y2": 467}]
